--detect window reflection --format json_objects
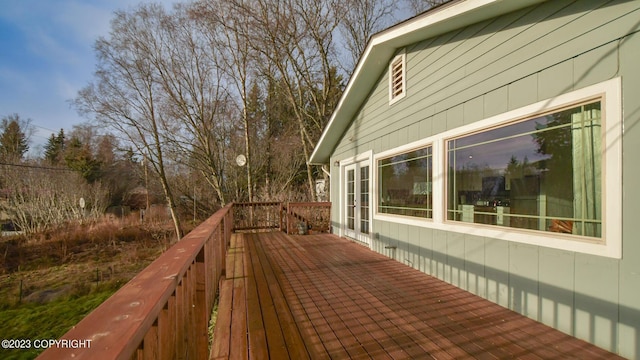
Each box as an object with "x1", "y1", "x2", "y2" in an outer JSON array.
[
  {"x1": 378, "y1": 146, "x2": 432, "y2": 218},
  {"x1": 447, "y1": 101, "x2": 602, "y2": 238}
]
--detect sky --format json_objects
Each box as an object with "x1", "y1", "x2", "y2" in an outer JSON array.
[{"x1": 0, "y1": 0, "x2": 178, "y2": 156}]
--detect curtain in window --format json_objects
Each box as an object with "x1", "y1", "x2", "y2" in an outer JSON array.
[{"x1": 572, "y1": 106, "x2": 602, "y2": 237}]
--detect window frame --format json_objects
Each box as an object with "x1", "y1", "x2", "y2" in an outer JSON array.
[
  {"x1": 445, "y1": 100, "x2": 603, "y2": 238},
  {"x1": 388, "y1": 52, "x2": 406, "y2": 104},
  {"x1": 376, "y1": 142, "x2": 434, "y2": 221},
  {"x1": 373, "y1": 78, "x2": 622, "y2": 258},
  {"x1": 374, "y1": 138, "x2": 436, "y2": 228}
]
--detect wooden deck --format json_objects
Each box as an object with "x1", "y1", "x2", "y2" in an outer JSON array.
[{"x1": 210, "y1": 232, "x2": 623, "y2": 359}]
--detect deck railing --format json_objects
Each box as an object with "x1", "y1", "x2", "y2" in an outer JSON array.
[
  {"x1": 286, "y1": 202, "x2": 331, "y2": 234},
  {"x1": 37, "y1": 203, "x2": 234, "y2": 360},
  {"x1": 233, "y1": 201, "x2": 332, "y2": 235},
  {"x1": 36, "y1": 201, "x2": 331, "y2": 359},
  {"x1": 233, "y1": 202, "x2": 283, "y2": 231}
]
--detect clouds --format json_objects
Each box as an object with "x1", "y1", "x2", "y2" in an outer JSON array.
[{"x1": 0, "y1": 0, "x2": 178, "y2": 154}]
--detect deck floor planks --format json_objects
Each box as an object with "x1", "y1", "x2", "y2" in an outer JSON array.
[
  {"x1": 209, "y1": 277, "x2": 232, "y2": 359},
  {"x1": 291, "y1": 234, "x2": 466, "y2": 359},
  {"x1": 242, "y1": 233, "x2": 270, "y2": 360},
  {"x1": 265, "y1": 232, "x2": 353, "y2": 359},
  {"x1": 284, "y1": 234, "x2": 408, "y2": 360},
  {"x1": 229, "y1": 234, "x2": 248, "y2": 360},
  {"x1": 212, "y1": 232, "x2": 624, "y2": 360},
  {"x1": 245, "y1": 232, "x2": 310, "y2": 360}
]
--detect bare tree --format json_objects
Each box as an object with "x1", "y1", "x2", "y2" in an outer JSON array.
[
  {"x1": 149, "y1": 4, "x2": 236, "y2": 206},
  {"x1": 0, "y1": 164, "x2": 108, "y2": 234},
  {"x1": 213, "y1": 0, "x2": 343, "y2": 200},
  {"x1": 197, "y1": 0, "x2": 258, "y2": 202},
  {"x1": 404, "y1": 0, "x2": 450, "y2": 16},
  {"x1": 70, "y1": 0, "x2": 431, "y2": 208},
  {"x1": 338, "y1": 0, "x2": 396, "y2": 73},
  {"x1": 74, "y1": 4, "x2": 183, "y2": 238}
]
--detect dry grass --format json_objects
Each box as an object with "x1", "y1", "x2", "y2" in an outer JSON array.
[
  {"x1": 0, "y1": 212, "x2": 202, "y2": 359},
  {"x1": 0, "y1": 212, "x2": 182, "y2": 306}
]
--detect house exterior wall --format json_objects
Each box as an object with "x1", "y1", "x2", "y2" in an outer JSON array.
[{"x1": 329, "y1": 0, "x2": 640, "y2": 358}]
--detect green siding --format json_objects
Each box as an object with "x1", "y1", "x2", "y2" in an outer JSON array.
[
  {"x1": 485, "y1": 239, "x2": 510, "y2": 308},
  {"x1": 330, "y1": 1, "x2": 640, "y2": 357},
  {"x1": 446, "y1": 231, "x2": 465, "y2": 287},
  {"x1": 418, "y1": 227, "x2": 433, "y2": 274},
  {"x1": 538, "y1": 248, "x2": 575, "y2": 335},
  {"x1": 537, "y1": 60, "x2": 574, "y2": 99},
  {"x1": 619, "y1": 29, "x2": 640, "y2": 359},
  {"x1": 508, "y1": 243, "x2": 539, "y2": 320},
  {"x1": 407, "y1": 225, "x2": 421, "y2": 270},
  {"x1": 464, "y1": 234, "x2": 485, "y2": 297}
]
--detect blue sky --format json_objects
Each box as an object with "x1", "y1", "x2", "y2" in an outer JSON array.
[{"x1": 0, "y1": 0, "x2": 177, "y2": 156}]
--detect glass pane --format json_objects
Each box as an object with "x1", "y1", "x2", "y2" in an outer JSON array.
[
  {"x1": 446, "y1": 101, "x2": 602, "y2": 238},
  {"x1": 360, "y1": 166, "x2": 369, "y2": 234},
  {"x1": 378, "y1": 146, "x2": 432, "y2": 218},
  {"x1": 347, "y1": 169, "x2": 355, "y2": 230}
]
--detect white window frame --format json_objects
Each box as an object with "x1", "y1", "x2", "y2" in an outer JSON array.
[
  {"x1": 373, "y1": 77, "x2": 622, "y2": 259},
  {"x1": 388, "y1": 52, "x2": 406, "y2": 104},
  {"x1": 374, "y1": 139, "x2": 435, "y2": 227}
]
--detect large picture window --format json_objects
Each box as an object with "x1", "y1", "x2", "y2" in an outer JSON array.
[
  {"x1": 369, "y1": 78, "x2": 620, "y2": 257},
  {"x1": 446, "y1": 100, "x2": 602, "y2": 239},
  {"x1": 378, "y1": 146, "x2": 432, "y2": 218}
]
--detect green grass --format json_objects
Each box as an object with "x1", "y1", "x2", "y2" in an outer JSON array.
[{"x1": 0, "y1": 288, "x2": 116, "y2": 360}]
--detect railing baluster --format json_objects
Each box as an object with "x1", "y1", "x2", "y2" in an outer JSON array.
[
  {"x1": 37, "y1": 203, "x2": 234, "y2": 360},
  {"x1": 35, "y1": 201, "x2": 331, "y2": 359}
]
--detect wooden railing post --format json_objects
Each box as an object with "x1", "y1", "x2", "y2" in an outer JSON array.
[
  {"x1": 287, "y1": 203, "x2": 291, "y2": 234},
  {"x1": 37, "y1": 203, "x2": 234, "y2": 360},
  {"x1": 35, "y1": 201, "x2": 332, "y2": 360},
  {"x1": 195, "y1": 249, "x2": 207, "y2": 359}
]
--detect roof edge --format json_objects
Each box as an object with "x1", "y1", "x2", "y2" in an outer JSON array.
[{"x1": 309, "y1": 0, "x2": 547, "y2": 165}]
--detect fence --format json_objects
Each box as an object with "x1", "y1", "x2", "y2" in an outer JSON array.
[
  {"x1": 37, "y1": 203, "x2": 233, "y2": 360},
  {"x1": 233, "y1": 202, "x2": 332, "y2": 235},
  {"x1": 232, "y1": 202, "x2": 283, "y2": 231},
  {"x1": 36, "y1": 201, "x2": 331, "y2": 359},
  {"x1": 286, "y1": 202, "x2": 331, "y2": 235}
]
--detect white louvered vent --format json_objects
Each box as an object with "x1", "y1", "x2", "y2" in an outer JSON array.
[{"x1": 389, "y1": 53, "x2": 406, "y2": 104}]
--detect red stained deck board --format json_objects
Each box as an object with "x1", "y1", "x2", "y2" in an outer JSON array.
[{"x1": 211, "y1": 232, "x2": 624, "y2": 360}]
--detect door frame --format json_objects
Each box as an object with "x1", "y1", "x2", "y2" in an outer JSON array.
[{"x1": 338, "y1": 151, "x2": 373, "y2": 247}]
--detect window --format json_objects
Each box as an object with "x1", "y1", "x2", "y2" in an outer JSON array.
[
  {"x1": 446, "y1": 101, "x2": 603, "y2": 239},
  {"x1": 389, "y1": 53, "x2": 406, "y2": 103},
  {"x1": 378, "y1": 146, "x2": 432, "y2": 218},
  {"x1": 371, "y1": 78, "x2": 621, "y2": 258}
]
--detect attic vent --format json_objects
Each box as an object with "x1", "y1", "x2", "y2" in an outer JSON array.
[{"x1": 389, "y1": 53, "x2": 406, "y2": 104}]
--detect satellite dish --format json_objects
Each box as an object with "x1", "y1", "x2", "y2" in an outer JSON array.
[{"x1": 235, "y1": 154, "x2": 247, "y2": 167}]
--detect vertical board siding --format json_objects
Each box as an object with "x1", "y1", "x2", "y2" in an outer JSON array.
[
  {"x1": 330, "y1": 0, "x2": 640, "y2": 357},
  {"x1": 619, "y1": 28, "x2": 640, "y2": 360},
  {"x1": 538, "y1": 248, "x2": 575, "y2": 335}
]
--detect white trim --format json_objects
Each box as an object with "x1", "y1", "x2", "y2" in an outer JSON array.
[
  {"x1": 371, "y1": 78, "x2": 622, "y2": 259},
  {"x1": 309, "y1": 0, "x2": 547, "y2": 164},
  {"x1": 337, "y1": 151, "x2": 373, "y2": 244},
  {"x1": 373, "y1": 138, "x2": 436, "y2": 225}
]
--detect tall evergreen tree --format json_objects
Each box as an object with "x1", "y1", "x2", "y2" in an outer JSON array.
[
  {"x1": 64, "y1": 136, "x2": 102, "y2": 183},
  {"x1": 43, "y1": 129, "x2": 66, "y2": 165},
  {"x1": 0, "y1": 117, "x2": 29, "y2": 162}
]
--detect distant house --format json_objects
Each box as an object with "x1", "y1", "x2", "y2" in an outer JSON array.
[{"x1": 310, "y1": 0, "x2": 639, "y2": 357}]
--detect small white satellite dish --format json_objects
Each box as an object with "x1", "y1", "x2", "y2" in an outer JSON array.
[{"x1": 235, "y1": 154, "x2": 247, "y2": 167}]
